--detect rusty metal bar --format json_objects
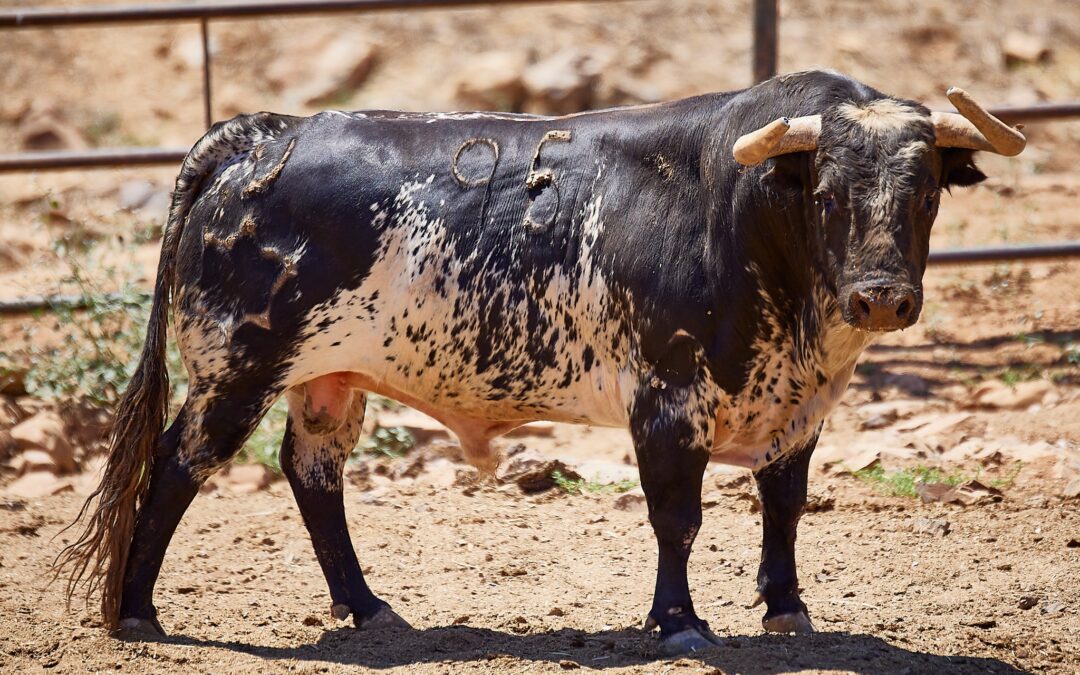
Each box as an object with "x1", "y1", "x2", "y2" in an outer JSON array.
[
  {"x1": 0, "y1": 147, "x2": 189, "y2": 171},
  {"x1": 986, "y1": 102, "x2": 1080, "y2": 124},
  {"x1": 200, "y1": 17, "x2": 213, "y2": 129},
  {"x1": 751, "y1": 0, "x2": 778, "y2": 83},
  {"x1": 0, "y1": 0, "x2": 638, "y2": 28},
  {"x1": 927, "y1": 242, "x2": 1080, "y2": 265}
]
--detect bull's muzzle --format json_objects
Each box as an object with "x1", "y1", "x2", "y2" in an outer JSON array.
[{"x1": 845, "y1": 282, "x2": 918, "y2": 331}]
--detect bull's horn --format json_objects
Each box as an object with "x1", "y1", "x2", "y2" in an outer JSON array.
[
  {"x1": 733, "y1": 115, "x2": 821, "y2": 166},
  {"x1": 931, "y1": 87, "x2": 1026, "y2": 156}
]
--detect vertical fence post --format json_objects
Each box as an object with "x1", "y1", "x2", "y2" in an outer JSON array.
[
  {"x1": 752, "y1": 0, "x2": 778, "y2": 83},
  {"x1": 200, "y1": 17, "x2": 213, "y2": 128}
]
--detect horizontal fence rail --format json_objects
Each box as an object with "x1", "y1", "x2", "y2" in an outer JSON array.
[
  {"x1": 0, "y1": 0, "x2": 638, "y2": 27},
  {"x1": 926, "y1": 242, "x2": 1080, "y2": 265},
  {"x1": 0, "y1": 147, "x2": 190, "y2": 171}
]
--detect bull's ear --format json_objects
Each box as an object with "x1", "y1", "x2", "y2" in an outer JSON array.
[
  {"x1": 941, "y1": 148, "x2": 987, "y2": 190},
  {"x1": 761, "y1": 153, "x2": 806, "y2": 193}
]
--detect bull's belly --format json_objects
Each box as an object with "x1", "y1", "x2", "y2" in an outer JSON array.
[{"x1": 281, "y1": 279, "x2": 635, "y2": 433}]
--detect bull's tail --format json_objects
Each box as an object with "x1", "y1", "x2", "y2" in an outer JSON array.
[{"x1": 52, "y1": 113, "x2": 293, "y2": 629}]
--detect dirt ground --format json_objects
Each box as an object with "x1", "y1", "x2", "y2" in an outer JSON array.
[{"x1": 1, "y1": 0, "x2": 1079, "y2": 673}]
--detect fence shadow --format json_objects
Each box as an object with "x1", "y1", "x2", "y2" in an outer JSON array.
[
  {"x1": 140, "y1": 624, "x2": 1027, "y2": 674},
  {"x1": 851, "y1": 328, "x2": 1078, "y2": 397}
]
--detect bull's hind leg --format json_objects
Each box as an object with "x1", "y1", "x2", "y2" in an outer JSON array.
[
  {"x1": 630, "y1": 333, "x2": 722, "y2": 656},
  {"x1": 752, "y1": 430, "x2": 818, "y2": 634},
  {"x1": 118, "y1": 383, "x2": 281, "y2": 634},
  {"x1": 280, "y1": 375, "x2": 410, "y2": 630}
]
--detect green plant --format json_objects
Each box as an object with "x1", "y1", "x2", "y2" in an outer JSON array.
[
  {"x1": 989, "y1": 461, "x2": 1024, "y2": 490},
  {"x1": 82, "y1": 111, "x2": 122, "y2": 145},
  {"x1": 360, "y1": 426, "x2": 415, "y2": 459},
  {"x1": 237, "y1": 398, "x2": 289, "y2": 472},
  {"x1": 998, "y1": 365, "x2": 1042, "y2": 386},
  {"x1": 852, "y1": 464, "x2": 967, "y2": 499},
  {"x1": 552, "y1": 470, "x2": 640, "y2": 496},
  {"x1": 19, "y1": 244, "x2": 183, "y2": 410}
]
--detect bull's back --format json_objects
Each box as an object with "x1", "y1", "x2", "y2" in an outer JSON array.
[{"x1": 176, "y1": 110, "x2": 638, "y2": 427}]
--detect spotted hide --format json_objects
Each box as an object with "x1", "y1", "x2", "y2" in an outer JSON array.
[{"x1": 58, "y1": 70, "x2": 1014, "y2": 655}]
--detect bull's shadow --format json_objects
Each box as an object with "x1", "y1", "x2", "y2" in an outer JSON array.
[{"x1": 149, "y1": 625, "x2": 1026, "y2": 673}]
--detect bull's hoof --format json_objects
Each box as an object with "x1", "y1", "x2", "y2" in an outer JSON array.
[
  {"x1": 762, "y1": 611, "x2": 815, "y2": 634},
  {"x1": 356, "y1": 606, "x2": 412, "y2": 630},
  {"x1": 116, "y1": 616, "x2": 166, "y2": 638},
  {"x1": 659, "y1": 625, "x2": 723, "y2": 656}
]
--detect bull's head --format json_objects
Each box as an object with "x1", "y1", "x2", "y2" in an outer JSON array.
[{"x1": 733, "y1": 88, "x2": 1025, "y2": 332}]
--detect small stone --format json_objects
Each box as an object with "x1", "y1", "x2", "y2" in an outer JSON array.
[
  {"x1": 522, "y1": 49, "x2": 600, "y2": 115},
  {"x1": 118, "y1": 180, "x2": 170, "y2": 223},
  {"x1": 805, "y1": 493, "x2": 836, "y2": 513},
  {"x1": 966, "y1": 380, "x2": 1053, "y2": 411},
  {"x1": 859, "y1": 413, "x2": 894, "y2": 430},
  {"x1": 3, "y1": 471, "x2": 73, "y2": 499},
  {"x1": 1040, "y1": 602, "x2": 1066, "y2": 617},
  {"x1": 912, "y1": 517, "x2": 951, "y2": 537},
  {"x1": 1062, "y1": 478, "x2": 1080, "y2": 500},
  {"x1": 559, "y1": 660, "x2": 581, "y2": 670},
  {"x1": 547, "y1": 607, "x2": 565, "y2": 617},
  {"x1": 613, "y1": 488, "x2": 646, "y2": 511},
  {"x1": 1018, "y1": 596, "x2": 1038, "y2": 610},
  {"x1": 1002, "y1": 32, "x2": 1052, "y2": 65},
  {"x1": 9, "y1": 411, "x2": 74, "y2": 474},
  {"x1": 18, "y1": 107, "x2": 87, "y2": 151},
  {"x1": 960, "y1": 618, "x2": 996, "y2": 629},
  {"x1": 302, "y1": 615, "x2": 324, "y2": 627},
  {"x1": 452, "y1": 615, "x2": 470, "y2": 625},
  {"x1": 225, "y1": 463, "x2": 275, "y2": 493},
  {"x1": 277, "y1": 37, "x2": 379, "y2": 106},
  {"x1": 454, "y1": 51, "x2": 528, "y2": 111},
  {"x1": 701, "y1": 491, "x2": 722, "y2": 508},
  {"x1": 514, "y1": 460, "x2": 580, "y2": 494}
]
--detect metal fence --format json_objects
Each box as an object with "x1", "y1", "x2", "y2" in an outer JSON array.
[{"x1": 1, "y1": 0, "x2": 1077, "y2": 268}]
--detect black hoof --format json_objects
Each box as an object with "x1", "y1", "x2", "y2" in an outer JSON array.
[
  {"x1": 358, "y1": 606, "x2": 412, "y2": 630},
  {"x1": 763, "y1": 610, "x2": 815, "y2": 634},
  {"x1": 659, "y1": 625, "x2": 723, "y2": 656},
  {"x1": 116, "y1": 616, "x2": 166, "y2": 638},
  {"x1": 333, "y1": 602, "x2": 413, "y2": 631}
]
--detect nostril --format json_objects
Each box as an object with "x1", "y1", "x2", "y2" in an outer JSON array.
[
  {"x1": 857, "y1": 298, "x2": 872, "y2": 317},
  {"x1": 895, "y1": 299, "x2": 911, "y2": 319}
]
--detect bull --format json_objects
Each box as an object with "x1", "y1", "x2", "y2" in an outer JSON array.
[{"x1": 56, "y1": 70, "x2": 1024, "y2": 655}]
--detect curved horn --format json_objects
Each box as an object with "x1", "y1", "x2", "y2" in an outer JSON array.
[
  {"x1": 732, "y1": 115, "x2": 821, "y2": 166},
  {"x1": 931, "y1": 87, "x2": 1026, "y2": 156}
]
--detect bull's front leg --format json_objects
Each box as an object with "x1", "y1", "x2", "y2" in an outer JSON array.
[
  {"x1": 752, "y1": 429, "x2": 818, "y2": 633},
  {"x1": 630, "y1": 333, "x2": 721, "y2": 655}
]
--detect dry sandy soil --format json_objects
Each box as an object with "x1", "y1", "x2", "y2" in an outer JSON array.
[{"x1": 0, "y1": 0, "x2": 1079, "y2": 673}]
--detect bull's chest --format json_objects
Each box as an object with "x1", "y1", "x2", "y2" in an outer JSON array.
[{"x1": 709, "y1": 327, "x2": 868, "y2": 470}]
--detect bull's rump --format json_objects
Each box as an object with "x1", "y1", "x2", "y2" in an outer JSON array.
[{"x1": 172, "y1": 110, "x2": 636, "y2": 429}]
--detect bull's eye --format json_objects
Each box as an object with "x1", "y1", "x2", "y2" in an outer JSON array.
[
  {"x1": 821, "y1": 194, "x2": 837, "y2": 215},
  {"x1": 924, "y1": 194, "x2": 936, "y2": 212}
]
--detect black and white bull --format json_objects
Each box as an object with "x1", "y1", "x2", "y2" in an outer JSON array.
[{"x1": 57, "y1": 70, "x2": 1024, "y2": 655}]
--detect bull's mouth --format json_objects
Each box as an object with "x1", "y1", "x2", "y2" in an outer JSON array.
[{"x1": 840, "y1": 282, "x2": 920, "y2": 332}]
